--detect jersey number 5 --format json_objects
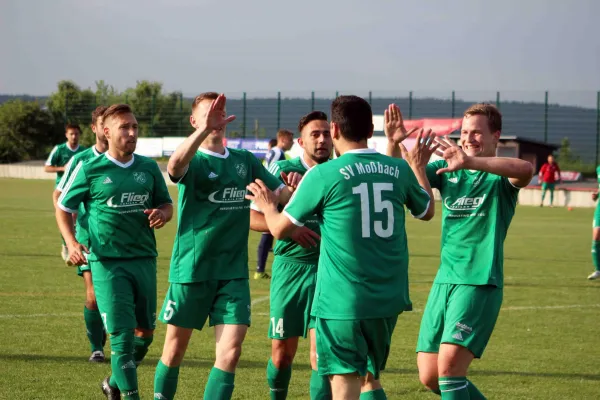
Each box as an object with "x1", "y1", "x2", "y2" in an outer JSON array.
[{"x1": 352, "y1": 182, "x2": 394, "y2": 238}]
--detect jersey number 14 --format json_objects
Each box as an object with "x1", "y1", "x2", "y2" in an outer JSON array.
[{"x1": 352, "y1": 182, "x2": 394, "y2": 238}]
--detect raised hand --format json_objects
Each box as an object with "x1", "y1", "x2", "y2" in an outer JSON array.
[
  {"x1": 205, "y1": 94, "x2": 236, "y2": 132},
  {"x1": 434, "y1": 136, "x2": 470, "y2": 174},
  {"x1": 144, "y1": 208, "x2": 167, "y2": 229},
  {"x1": 399, "y1": 129, "x2": 439, "y2": 169},
  {"x1": 384, "y1": 104, "x2": 418, "y2": 144},
  {"x1": 290, "y1": 226, "x2": 321, "y2": 248}
]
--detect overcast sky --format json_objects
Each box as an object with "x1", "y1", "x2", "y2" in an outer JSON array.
[{"x1": 1, "y1": 0, "x2": 598, "y2": 106}]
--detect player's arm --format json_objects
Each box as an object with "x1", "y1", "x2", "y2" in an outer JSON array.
[
  {"x1": 556, "y1": 163, "x2": 562, "y2": 183},
  {"x1": 250, "y1": 208, "x2": 270, "y2": 232},
  {"x1": 56, "y1": 163, "x2": 90, "y2": 265},
  {"x1": 44, "y1": 146, "x2": 65, "y2": 173},
  {"x1": 435, "y1": 137, "x2": 534, "y2": 188},
  {"x1": 466, "y1": 157, "x2": 534, "y2": 188},
  {"x1": 167, "y1": 94, "x2": 235, "y2": 181},
  {"x1": 145, "y1": 162, "x2": 174, "y2": 228}
]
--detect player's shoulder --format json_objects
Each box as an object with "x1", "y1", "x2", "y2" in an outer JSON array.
[{"x1": 226, "y1": 147, "x2": 253, "y2": 159}]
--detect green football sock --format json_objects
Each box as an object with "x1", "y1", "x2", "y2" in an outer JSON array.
[
  {"x1": 541, "y1": 189, "x2": 546, "y2": 203},
  {"x1": 110, "y1": 330, "x2": 139, "y2": 399},
  {"x1": 267, "y1": 358, "x2": 292, "y2": 400},
  {"x1": 204, "y1": 367, "x2": 235, "y2": 400},
  {"x1": 154, "y1": 360, "x2": 180, "y2": 400},
  {"x1": 360, "y1": 388, "x2": 387, "y2": 399},
  {"x1": 549, "y1": 188, "x2": 554, "y2": 205},
  {"x1": 593, "y1": 241, "x2": 600, "y2": 271},
  {"x1": 309, "y1": 369, "x2": 331, "y2": 399},
  {"x1": 83, "y1": 306, "x2": 104, "y2": 352},
  {"x1": 439, "y1": 377, "x2": 470, "y2": 399},
  {"x1": 466, "y1": 379, "x2": 486, "y2": 399},
  {"x1": 133, "y1": 335, "x2": 153, "y2": 365}
]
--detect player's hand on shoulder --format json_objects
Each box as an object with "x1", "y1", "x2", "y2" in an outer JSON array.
[
  {"x1": 290, "y1": 226, "x2": 320, "y2": 248},
  {"x1": 144, "y1": 208, "x2": 167, "y2": 229}
]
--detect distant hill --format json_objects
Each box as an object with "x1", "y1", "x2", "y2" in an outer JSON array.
[{"x1": 2, "y1": 94, "x2": 597, "y2": 162}]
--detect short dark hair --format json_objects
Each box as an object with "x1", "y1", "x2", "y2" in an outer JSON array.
[
  {"x1": 192, "y1": 92, "x2": 219, "y2": 111},
  {"x1": 65, "y1": 123, "x2": 81, "y2": 133},
  {"x1": 91, "y1": 105, "x2": 108, "y2": 125},
  {"x1": 298, "y1": 111, "x2": 328, "y2": 134},
  {"x1": 464, "y1": 103, "x2": 502, "y2": 133},
  {"x1": 277, "y1": 129, "x2": 293, "y2": 140},
  {"x1": 102, "y1": 104, "x2": 133, "y2": 123},
  {"x1": 331, "y1": 95, "x2": 373, "y2": 142},
  {"x1": 268, "y1": 138, "x2": 277, "y2": 148}
]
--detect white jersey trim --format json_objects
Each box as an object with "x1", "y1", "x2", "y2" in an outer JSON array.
[
  {"x1": 199, "y1": 147, "x2": 230, "y2": 159},
  {"x1": 57, "y1": 202, "x2": 77, "y2": 214},
  {"x1": 105, "y1": 153, "x2": 135, "y2": 168},
  {"x1": 283, "y1": 210, "x2": 304, "y2": 227},
  {"x1": 45, "y1": 145, "x2": 58, "y2": 165},
  {"x1": 67, "y1": 144, "x2": 80, "y2": 152},
  {"x1": 410, "y1": 187, "x2": 431, "y2": 220},
  {"x1": 345, "y1": 148, "x2": 377, "y2": 154}
]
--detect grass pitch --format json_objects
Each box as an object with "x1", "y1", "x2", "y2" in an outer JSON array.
[{"x1": 0, "y1": 178, "x2": 598, "y2": 399}]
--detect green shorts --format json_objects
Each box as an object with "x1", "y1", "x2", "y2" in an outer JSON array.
[
  {"x1": 159, "y1": 279, "x2": 251, "y2": 331},
  {"x1": 315, "y1": 316, "x2": 398, "y2": 379},
  {"x1": 416, "y1": 283, "x2": 503, "y2": 358},
  {"x1": 594, "y1": 201, "x2": 600, "y2": 228},
  {"x1": 541, "y1": 182, "x2": 555, "y2": 191},
  {"x1": 90, "y1": 257, "x2": 157, "y2": 334},
  {"x1": 269, "y1": 259, "x2": 318, "y2": 339}
]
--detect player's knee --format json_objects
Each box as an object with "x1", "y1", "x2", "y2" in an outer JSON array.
[
  {"x1": 418, "y1": 370, "x2": 439, "y2": 392},
  {"x1": 111, "y1": 329, "x2": 135, "y2": 354},
  {"x1": 438, "y1": 359, "x2": 468, "y2": 378},
  {"x1": 217, "y1": 343, "x2": 242, "y2": 369},
  {"x1": 271, "y1": 347, "x2": 294, "y2": 369}
]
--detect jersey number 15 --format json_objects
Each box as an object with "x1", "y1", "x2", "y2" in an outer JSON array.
[{"x1": 352, "y1": 182, "x2": 394, "y2": 238}]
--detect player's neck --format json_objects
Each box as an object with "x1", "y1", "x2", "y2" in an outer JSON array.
[
  {"x1": 95, "y1": 141, "x2": 108, "y2": 154},
  {"x1": 108, "y1": 148, "x2": 133, "y2": 164},
  {"x1": 66, "y1": 142, "x2": 79, "y2": 151},
  {"x1": 200, "y1": 137, "x2": 226, "y2": 155},
  {"x1": 336, "y1": 139, "x2": 368, "y2": 156},
  {"x1": 302, "y1": 152, "x2": 318, "y2": 168}
]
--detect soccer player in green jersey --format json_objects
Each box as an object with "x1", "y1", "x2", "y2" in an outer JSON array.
[
  {"x1": 54, "y1": 105, "x2": 109, "y2": 363},
  {"x1": 247, "y1": 95, "x2": 437, "y2": 400},
  {"x1": 388, "y1": 103, "x2": 534, "y2": 399},
  {"x1": 249, "y1": 111, "x2": 333, "y2": 400},
  {"x1": 56, "y1": 104, "x2": 174, "y2": 400},
  {"x1": 153, "y1": 93, "x2": 298, "y2": 400},
  {"x1": 45, "y1": 123, "x2": 86, "y2": 261},
  {"x1": 589, "y1": 167, "x2": 600, "y2": 280}
]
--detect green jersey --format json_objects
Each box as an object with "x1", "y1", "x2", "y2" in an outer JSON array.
[
  {"x1": 596, "y1": 166, "x2": 600, "y2": 188},
  {"x1": 284, "y1": 148, "x2": 431, "y2": 320},
  {"x1": 426, "y1": 160, "x2": 520, "y2": 288},
  {"x1": 46, "y1": 142, "x2": 87, "y2": 186},
  {"x1": 57, "y1": 146, "x2": 104, "y2": 247},
  {"x1": 169, "y1": 147, "x2": 284, "y2": 283},
  {"x1": 256, "y1": 156, "x2": 321, "y2": 264},
  {"x1": 57, "y1": 153, "x2": 172, "y2": 261}
]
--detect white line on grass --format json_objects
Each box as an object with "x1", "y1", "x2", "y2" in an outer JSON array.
[{"x1": 1, "y1": 303, "x2": 598, "y2": 319}]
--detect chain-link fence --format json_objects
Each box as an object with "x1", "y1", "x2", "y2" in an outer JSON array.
[{"x1": 62, "y1": 90, "x2": 600, "y2": 164}]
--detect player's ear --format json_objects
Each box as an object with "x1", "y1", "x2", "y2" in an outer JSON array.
[
  {"x1": 297, "y1": 137, "x2": 305, "y2": 149},
  {"x1": 189, "y1": 114, "x2": 197, "y2": 129},
  {"x1": 330, "y1": 122, "x2": 340, "y2": 140}
]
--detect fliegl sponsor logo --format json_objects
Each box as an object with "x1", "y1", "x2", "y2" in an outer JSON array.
[
  {"x1": 208, "y1": 187, "x2": 247, "y2": 209},
  {"x1": 107, "y1": 192, "x2": 149, "y2": 212},
  {"x1": 444, "y1": 194, "x2": 486, "y2": 211}
]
